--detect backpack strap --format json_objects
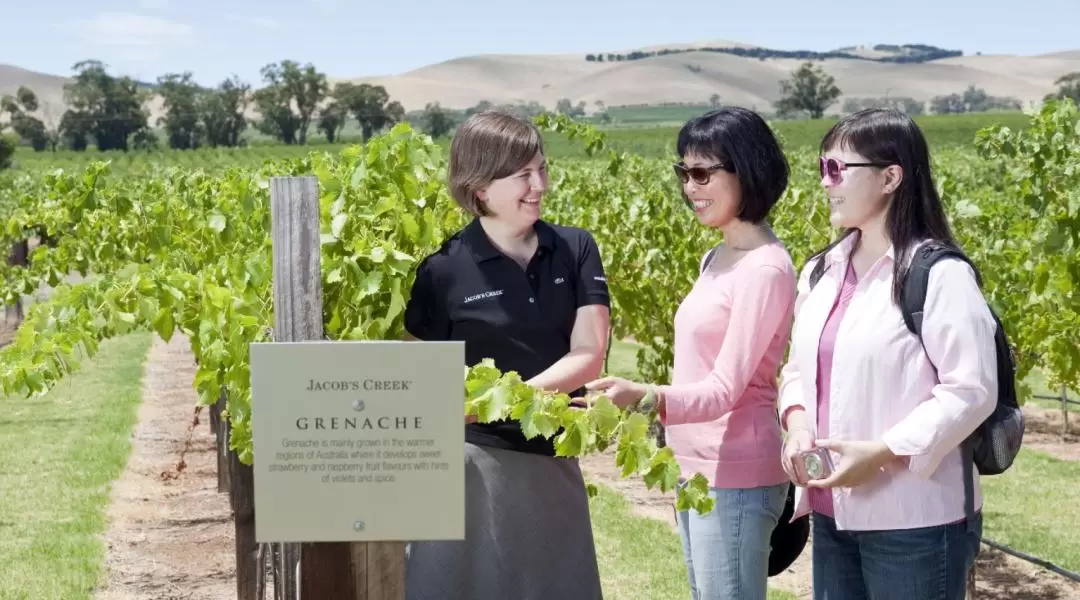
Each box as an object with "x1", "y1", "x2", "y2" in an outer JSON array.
[
  {"x1": 700, "y1": 245, "x2": 719, "y2": 274},
  {"x1": 808, "y1": 255, "x2": 827, "y2": 288},
  {"x1": 899, "y1": 241, "x2": 982, "y2": 530},
  {"x1": 899, "y1": 241, "x2": 973, "y2": 337}
]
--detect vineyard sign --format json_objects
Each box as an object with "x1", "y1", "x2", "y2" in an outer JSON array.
[{"x1": 250, "y1": 340, "x2": 466, "y2": 543}]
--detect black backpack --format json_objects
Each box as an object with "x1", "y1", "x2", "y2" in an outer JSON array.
[{"x1": 808, "y1": 241, "x2": 1025, "y2": 478}]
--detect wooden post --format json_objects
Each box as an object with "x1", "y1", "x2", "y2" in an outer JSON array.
[
  {"x1": 268, "y1": 176, "x2": 406, "y2": 600},
  {"x1": 229, "y1": 412, "x2": 259, "y2": 600},
  {"x1": 1062, "y1": 384, "x2": 1070, "y2": 441},
  {"x1": 5, "y1": 239, "x2": 27, "y2": 325},
  {"x1": 216, "y1": 390, "x2": 231, "y2": 493}
]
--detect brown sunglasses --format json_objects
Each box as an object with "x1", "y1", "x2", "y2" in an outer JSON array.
[{"x1": 673, "y1": 162, "x2": 732, "y2": 185}]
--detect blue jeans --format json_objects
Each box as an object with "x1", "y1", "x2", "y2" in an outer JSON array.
[
  {"x1": 812, "y1": 512, "x2": 982, "y2": 600},
  {"x1": 675, "y1": 482, "x2": 789, "y2": 600}
]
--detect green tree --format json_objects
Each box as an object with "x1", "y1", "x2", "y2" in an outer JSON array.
[
  {"x1": 420, "y1": 102, "x2": 454, "y2": 139},
  {"x1": 0, "y1": 131, "x2": 15, "y2": 169},
  {"x1": 1045, "y1": 73, "x2": 1080, "y2": 105},
  {"x1": 333, "y1": 82, "x2": 404, "y2": 141},
  {"x1": 60, "y1": 60, "x2": 149, "y2": 151},
  {"x1": 1, "y1": 86, "x2": 51, "y2": 151},
  {"x1": 773, "y1": 61, "x2": 841, "y2": 119},
  {"x1": 317, "y1": 101, "x2": 348, "y2": 143},
  {"x1": 252, "y1": 60, "x2": 327, "y2": 145},
  {"x1": 156, "y1": 72, "x2": 204, "y2": 149},
  {"x1": 555, "y1": 98, "x2": 586, "y2": 117},
  {"x1": 200, "y1": 75, "x2": 249, "y2": 148}
]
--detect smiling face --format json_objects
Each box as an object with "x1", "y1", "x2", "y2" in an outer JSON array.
[
  {"x1": 678, "y1": 152, "x2": 741, "y2": 228},
  {"x1": 475, "y1": 151, "x2": 547, "y2": 230},
  {"x1": 819, "y1": 144, "x2": 901, "y2": 231}
]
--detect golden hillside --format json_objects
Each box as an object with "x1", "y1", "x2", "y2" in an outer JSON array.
[{"x1": 3, "y1": 41, "x2": 1079, "y2": 124}]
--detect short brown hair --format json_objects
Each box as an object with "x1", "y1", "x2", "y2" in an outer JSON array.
[{"x1": 448, "y1": 110, "x2": 544, "y2": 216}]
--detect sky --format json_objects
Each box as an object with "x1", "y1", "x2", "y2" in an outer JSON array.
[{"x1": 4, "y1": 0, "x2": 1079, "y2": 87}]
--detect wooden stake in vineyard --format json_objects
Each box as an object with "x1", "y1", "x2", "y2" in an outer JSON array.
[{"x1": 266, "y1": 176, "x2": 406, "y2": 600}]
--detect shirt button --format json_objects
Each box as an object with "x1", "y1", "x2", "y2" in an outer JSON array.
[{"x1": 529, "y1": 297, "x2": 535, "y2": 303}]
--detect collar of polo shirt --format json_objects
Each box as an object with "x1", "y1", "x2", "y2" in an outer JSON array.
[{"x1": 462, "y1": 218, "x2": 557, "y2": 262}]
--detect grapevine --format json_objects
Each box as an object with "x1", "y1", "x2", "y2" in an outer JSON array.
[{"x1": 2, "y1": 100, "x2": 1079, "y2": 519}]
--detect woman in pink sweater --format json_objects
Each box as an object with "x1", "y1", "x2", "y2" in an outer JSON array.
[{"x1": 587, "y1": 107, "x2": 798, "y2": 600}]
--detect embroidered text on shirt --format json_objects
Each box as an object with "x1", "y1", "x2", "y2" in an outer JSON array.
[{"x1": 463, "y1": 290, "x2": 504, "y2": 304}]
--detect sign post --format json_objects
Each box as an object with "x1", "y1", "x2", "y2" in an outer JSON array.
[{"x1": 253, "y1": 176, "x2": 465, "y2": 599}]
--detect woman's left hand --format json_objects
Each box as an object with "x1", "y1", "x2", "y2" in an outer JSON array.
[
  {"x1": 805, "y1": 439, "x2": 899, "y2": 489},
  {"x1": 584, "y1": 376, "x2": 649, "y2": 409}
]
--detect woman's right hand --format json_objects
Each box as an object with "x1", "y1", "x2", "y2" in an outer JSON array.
[{"x1": 782, "y1": 426, "x2": 815, "y2": 486}]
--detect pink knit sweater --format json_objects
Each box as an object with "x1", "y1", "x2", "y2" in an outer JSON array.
[{"x1": 658, "y1": 242, "x2": 796, "y2": 489}]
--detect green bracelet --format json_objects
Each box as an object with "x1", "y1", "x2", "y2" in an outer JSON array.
[{"x1": 636, "y1": 386, "x2": 659, "y2": 416}]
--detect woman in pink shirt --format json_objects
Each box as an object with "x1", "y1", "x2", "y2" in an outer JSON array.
[
  {"x1": 778, "y1": 108, "x2": 997, "y2": 599},
  {"x1": 587, "y1": 107, "x2": 798, "y2": 600}
]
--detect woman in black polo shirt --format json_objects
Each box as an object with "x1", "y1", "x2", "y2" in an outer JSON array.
[{"x1": 402, "y1": 110, "x2": 611, "y2": 600}]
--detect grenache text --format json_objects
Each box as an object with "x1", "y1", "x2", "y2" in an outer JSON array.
[{"x1": 295, "y1": 416, "x2": 423, "y2": 431}]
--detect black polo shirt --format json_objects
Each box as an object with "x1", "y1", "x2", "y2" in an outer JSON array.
[{"x1": 404, "y1": 217, "x2": 610, "y2": 456}]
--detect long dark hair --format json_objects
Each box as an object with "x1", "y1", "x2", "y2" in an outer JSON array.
[{"x1": 807, "y1": 108, "x2": 962, "y2": 304}]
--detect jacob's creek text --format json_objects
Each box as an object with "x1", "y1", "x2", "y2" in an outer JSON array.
[{"x1": 269, "y1": 437, "x2": 448, "y2": 484}]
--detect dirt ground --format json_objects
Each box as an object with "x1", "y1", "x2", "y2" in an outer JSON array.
[
  {"x1": 93, "y1": 334, "x2": 238, "y2": 600},
  {"x1": 1021, "y1": 402, "x2": 1080, "y2": 461},
  {"x1": 578, "y1": 408, "x2": 1080, "y2": 600}
]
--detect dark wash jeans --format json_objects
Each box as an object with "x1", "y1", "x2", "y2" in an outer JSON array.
[{"x1": 811, "y1": 511, "x2": 982, "y2": 600}]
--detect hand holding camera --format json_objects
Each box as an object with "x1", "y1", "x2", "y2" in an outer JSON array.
[
  {"x1": 783, "y1": 424, "x2": 898, "y2": 488},
  {"x1": 781, "y1": 426, "x2": 817, "y2": 485}
]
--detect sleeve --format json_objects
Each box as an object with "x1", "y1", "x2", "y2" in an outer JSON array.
[
  {"x1": 574, "y1": 231, "x2": 610, "y2": 308},
  {"x1": 403, "y1": 257, "x2": 450, "y2": 340},
  {"x1": 880, "y1": 258, "x2": 998, "y2": 478},
  {"x1": 777, "y1": 259, "x2": 818, "y2": 430},
  {"x1": 657, "y1": 263, "x2": 796, "y2": 426}
]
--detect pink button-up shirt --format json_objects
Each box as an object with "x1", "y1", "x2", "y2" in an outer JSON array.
[{"x1": 778, "y1": 233, "x2": 998, "y2": 531}]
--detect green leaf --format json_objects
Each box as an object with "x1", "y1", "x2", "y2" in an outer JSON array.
[{"x1": 153, "y1": 307, "x2": 175, "y2": 341}]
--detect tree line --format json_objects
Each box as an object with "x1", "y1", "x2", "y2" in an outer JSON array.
[
  {"x1": 767, "y1": 61, "x2": 1080, "y2": 120},
  {"x1": 584, "y1": 43, "x2": 962, "y2": 65},
  {"x1": 5, "y1": 58, "x2": 1079, "y2": 159},
  {"x1": 0, "y1": 60, "x2": 422, "y2": 153}
]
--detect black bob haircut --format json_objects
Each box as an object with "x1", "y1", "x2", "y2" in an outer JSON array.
[{"x1": 675, "y1": 106, "x2": 790, "y2": 223}]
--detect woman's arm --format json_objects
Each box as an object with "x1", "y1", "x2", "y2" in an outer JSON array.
[
  {"x1": 880, "y1": 258, "x2": 998, "y2": 478},
  {"x1": 526, "y1": 304, "x2": 610, "y2": 393},
  {"x1": 778, "y1": 259, "x2": 817, "y2": 431}
]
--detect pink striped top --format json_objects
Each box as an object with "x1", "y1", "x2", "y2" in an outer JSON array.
[{"x1": 810, "y1": 259, "x2": 858, "y2": 516}]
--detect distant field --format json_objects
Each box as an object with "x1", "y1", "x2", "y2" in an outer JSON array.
[
  {"x1": 596, "y1": 104, "x2": 716, "y2": 126},
  {"x1": 587, "y1": 110, "x2": 1037, "y2": 158},
  {"x1": 4, "y1": 110, "x2": 1038, "y2": 174}
]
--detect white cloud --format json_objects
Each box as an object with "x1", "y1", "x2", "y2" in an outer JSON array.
[
  {"x1": 139, "y1": 0, "x2": 171, "y2": 10},
  {"x1": 56, "y1": 12, "x2": 193, "y2": 48}
]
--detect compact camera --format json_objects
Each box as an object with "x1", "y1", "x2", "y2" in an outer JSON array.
[{"x1": 793, "y1": 447, "x2": 835, "y2": 481}]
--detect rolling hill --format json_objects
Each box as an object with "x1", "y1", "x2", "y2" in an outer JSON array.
[{"x1": 3, "y1": 39, "x2": 1079, "y2": 126}]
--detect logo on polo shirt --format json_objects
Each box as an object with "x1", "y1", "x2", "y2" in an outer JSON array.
[
  {"x1": 554, "y1": 277, "x2": 565, "y2": 285},
  {"x1": 463, "y1": 289, "x2": 504, "y2": 304}
]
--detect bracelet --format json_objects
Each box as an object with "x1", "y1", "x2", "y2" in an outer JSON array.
[{"x1": 636, "y1": 386, "x2": 659, "y2": 416}]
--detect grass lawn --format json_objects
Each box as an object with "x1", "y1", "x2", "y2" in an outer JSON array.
[
  {"x1": 0, "y1": 333, "x2": 153, "y2": 600},
  {"x1": 587, "y1": 482, "x2": 796, "y2": 600},
  {"x1": 592, "y1": 338, "x2": 798, "y2": 598},
  {"x1": 598, "y1": 337, "x2": 1080, "y2": 592},
  {"x1": 980, "y1": 449, "x2": 1080, "y2": 573}
]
